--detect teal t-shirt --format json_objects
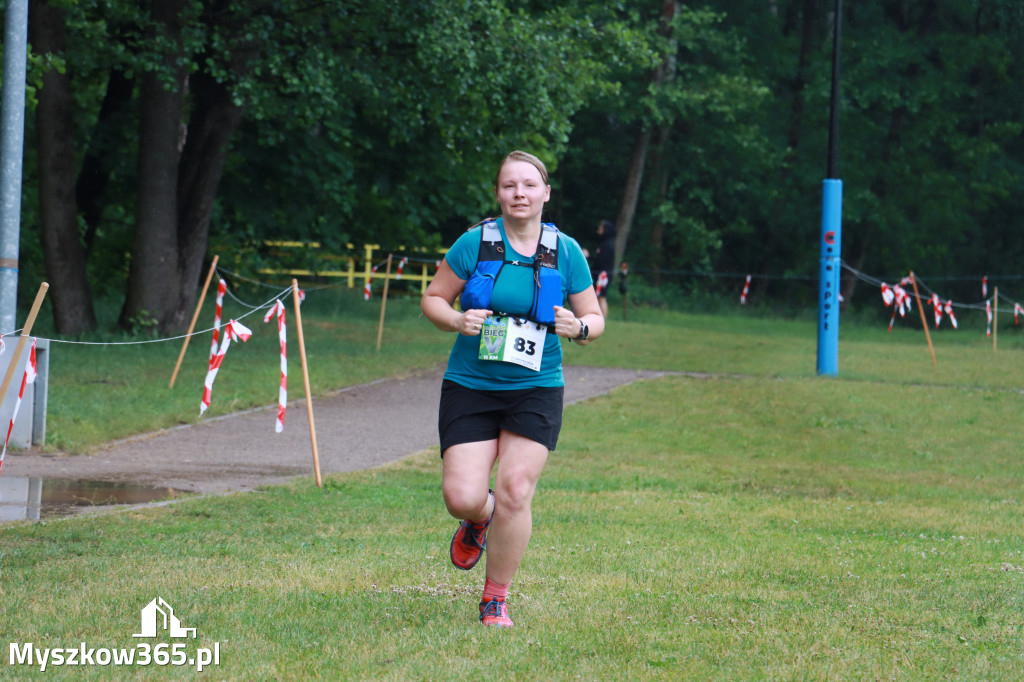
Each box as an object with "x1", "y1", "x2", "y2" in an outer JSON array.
[{"x1": 443, "y1": 218, "x2": 593, "y2": 390}]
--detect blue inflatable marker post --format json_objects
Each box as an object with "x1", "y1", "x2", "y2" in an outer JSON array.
[
  {"x1": 817, "y1": 181, "x2": 842, "y2": 375},
  {"x1": 816, "y1": 0, "x2": 843, "y2": 376}
]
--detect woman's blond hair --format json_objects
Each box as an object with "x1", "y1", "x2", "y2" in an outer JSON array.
[{"x1": 494, "y1": 150, "x2": 549, "y2": 187}]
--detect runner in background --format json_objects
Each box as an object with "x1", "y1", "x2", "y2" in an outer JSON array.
[
  {"x1": 421, "y1": 150, "x2": 603, "y2": 627},
  {"x1": 592, "y1": 219, "x2": 616, "y2": 318}
]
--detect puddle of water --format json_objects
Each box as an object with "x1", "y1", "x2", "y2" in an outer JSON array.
[{"x1": 0, "y1": 477, "x2": 189, "y2": 522}]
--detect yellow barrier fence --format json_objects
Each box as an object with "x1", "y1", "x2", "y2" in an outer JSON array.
[{"x1": 257, "y1": 241, "x2": 446, "y2": 294}]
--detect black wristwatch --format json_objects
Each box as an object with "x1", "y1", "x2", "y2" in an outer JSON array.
[{"x1": 573, "y1": 317, "x2": 589, "y2": 341}]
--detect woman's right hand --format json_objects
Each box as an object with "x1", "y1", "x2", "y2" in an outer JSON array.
[{"x1": 459, "y1": 309, "x2": 493, "y2": 336}]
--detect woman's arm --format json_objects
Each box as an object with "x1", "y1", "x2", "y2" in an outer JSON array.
[
  {"x1": 421, "y1": 260, "x2": 492, "y2": 335},
  {"x1": 554, "y1": 286, "x2": 604, "y2": 346}
]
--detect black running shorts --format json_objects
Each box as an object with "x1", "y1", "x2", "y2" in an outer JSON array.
[{"x1": 438, "y1": 379, "x2": 564, "y2": 455}]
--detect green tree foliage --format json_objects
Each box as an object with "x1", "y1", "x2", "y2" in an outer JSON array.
[
  {"x1": 215, "y1": 1, "x2": 649, "y2": 251},
  {"x1": 16, "y1": 0, "x2": 1024, "y2": 331},
  {"x1": 560, "y1": 2, "x2": 771, "y2": 282},
  {"x1": 839, "y1": 1, "x2": 1024, "y2": 301},
  {"x1": 23, "y1": 0, "x2": 648, "y2": 332},
  {"x1": 562, "y1": 0, "x2": 1024, "y2": 308}
]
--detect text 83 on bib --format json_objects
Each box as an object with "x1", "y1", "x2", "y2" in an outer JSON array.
[{"x1": 478, "y1": 316, "x2": 546, "y2": 371}]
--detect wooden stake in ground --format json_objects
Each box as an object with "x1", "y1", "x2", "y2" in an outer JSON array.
[
  {"x1": 0, "y1": 282, "x2": 49, "y2": 411},
  {"x1": 170, "y1": 255, "x2": 220, "y2": 388},
  {"x1": 292, "y1": 279, "x2": 322, "y2": 488},
  {"x1": 909, "y1": 271, "x2": 937, "y2": 366},
  {"x1": 376, "y1": 253, "x2": 393, "y2": 352},
  {"x1": 993, "y1": 286, "x2": 998, "y2": 352}
]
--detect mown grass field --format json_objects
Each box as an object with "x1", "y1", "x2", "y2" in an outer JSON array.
[{"x1": 2, "y1": 288, "x2": 1022, "y2": 679}]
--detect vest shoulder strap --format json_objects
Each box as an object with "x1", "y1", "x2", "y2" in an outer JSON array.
[
  {"x1": 536, "y1": 223, "x2": 559, "y2": 268},
  {"x1": 476, "y1": 219, "x2": 504, "y2": 262},
  {"x1": 473, "y1": 219, "x2": 560, "y2": 265},
  {"x1": 539, "y1": 223, "x2": 558, "y2": 251}
]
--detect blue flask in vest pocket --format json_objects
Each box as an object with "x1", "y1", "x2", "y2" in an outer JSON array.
[
  {"x1": 462, "y1": 260, "x2": 502, "y2": 311},
  {"x1": 530, "y1": 265, "x2": 562, "y2": 326}
]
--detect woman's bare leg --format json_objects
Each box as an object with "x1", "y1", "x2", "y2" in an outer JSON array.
[{"x1": 484, "y1": 430, "x2": 549, "y2": 584}]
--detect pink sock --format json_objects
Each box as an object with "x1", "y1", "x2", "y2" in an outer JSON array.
[{"x1": 482, "y1": 577, "x2": 509, "y2": 603}]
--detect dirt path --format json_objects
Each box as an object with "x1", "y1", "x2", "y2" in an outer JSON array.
[{"x1": 3, "y1": 366, "x2": 666, "y2": 494}]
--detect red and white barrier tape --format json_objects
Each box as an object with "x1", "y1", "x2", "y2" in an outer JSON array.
[
  {"x1": 263, "y1": 300, "x2": 288, "y2": 433},
  {"x1": 930, "y1": 293, "x2": 943, "y2": 328},
  {"x1": 395, "y1": 256, "x2": 408, "y2": 280},
  {"x1": 943, "y1": 299, "x2": 958, "y2": 329},
  {"x1": 1015, "y1": 302, "x2": 1023, "y2": 326},
  {"x1": 982, "y1": 276, "x2": 988, "y2": 298},
  {"x1": 882, "y1": 282, "x2": 913, "y2": 331},
  {"x1": 595, "y1": 271, "x2": 609, "y2": 297},
  {"x1": 985, "y1": 300, "x2": 992, "y2": 337},
  {"x1": 740, "y1": 274, "x2": 751, "y2": 304},
  {"x1": 200, "y1": 319, "x2": 252, "y2": 416},
  {"x1": 208, "y1": 278, "x2": 227, "y2": 368},
  {"x1": 363, "y1": 265, "x2": 378, "y2": 300},
  {"x1": 1, "y1": 339, "x2": 37, "y2": 469}
]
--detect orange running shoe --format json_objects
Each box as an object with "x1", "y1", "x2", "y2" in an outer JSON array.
[
  {"x1": 449, "y1": 492, "x2": 493, "y2": 570},
  {"x1": 479, "y1": 599, "x2": 514, "y2": 628}
]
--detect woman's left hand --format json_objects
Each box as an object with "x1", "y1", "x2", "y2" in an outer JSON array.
[{"x1": 553, "y1": 305, "x2": 583, "y2": 339}]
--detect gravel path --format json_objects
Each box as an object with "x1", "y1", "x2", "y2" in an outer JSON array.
[{"x1": 3, "y1": 366, "x2": 666, "y2": 494}]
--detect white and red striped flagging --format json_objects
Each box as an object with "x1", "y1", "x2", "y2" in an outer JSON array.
[
  {"x1": 208, "y1": 278, "x2": 227, "y2": 368},
  {"x1": 200, "y1": 320, "x2": 252, "y2": 416},
  {"x1": 264, "y1": 300, "x2": 288, "y2": 432},
  {"x1": 1, "y1": 338, "x2": 38, "y2": 470}
]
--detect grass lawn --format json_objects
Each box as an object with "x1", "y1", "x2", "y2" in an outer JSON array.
[{"x1": 2, "y1": 289, "x2": 1022, "y2": 679}]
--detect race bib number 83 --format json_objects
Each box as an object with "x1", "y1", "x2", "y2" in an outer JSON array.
[{"x1": 478, "y1": 316, "x2": 547, "y2": 371}]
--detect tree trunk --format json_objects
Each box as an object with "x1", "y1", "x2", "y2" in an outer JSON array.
[
  {"x1": 121, "y1": 2, "x2": 255, "y2": 334},
  {"x1": 613, "y1": 126, "x2": 651, "y2": 268},
  {"x1": 170, "y1": 69, "x2": 247, "y2": 331},
  {"x1": 30, "y1": 0, "x2": 97, "y2": 333},
  {"x1": 646, "y1": 2, "x2": 678, "y2": 288},
  {"x1": 648, "y1": 124, "x2": 672, "y2": 287},
  {"x1": 613, "y1": 0, "x2": 679, "y2": 268},
  {"x1": 77, "y1": 68, "x2": 135, "y2": 255},
  {"x1": 786, "y1": 0, "x2": 821, "y2": 151},
  {"x1": 120, "y1": 0, "x2": 188, "y2": 332}
]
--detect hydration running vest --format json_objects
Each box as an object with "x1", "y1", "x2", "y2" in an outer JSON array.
[{"x1": 460, "y1": 219, "x2": 562, "y2": 327}]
